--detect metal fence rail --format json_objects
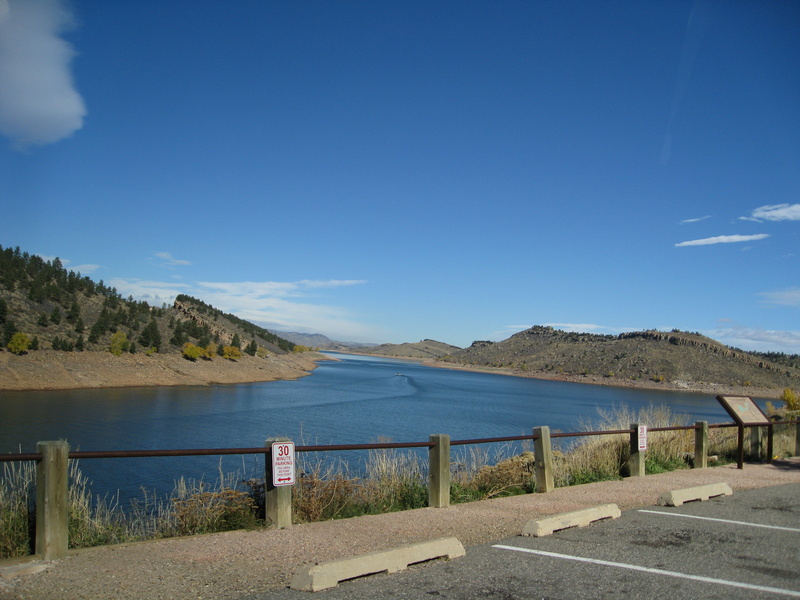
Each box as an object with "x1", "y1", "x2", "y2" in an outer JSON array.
[{"x1": 2, "y1": 419, "x2": 797, "y2": 561}]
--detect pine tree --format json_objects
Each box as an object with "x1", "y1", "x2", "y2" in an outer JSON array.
[
  {"x1": 2, "y1": 321, "x2": 17, "y2": 346},
  {"x1": 139, "y1": 319, "x2": 162, "y2": 351}
]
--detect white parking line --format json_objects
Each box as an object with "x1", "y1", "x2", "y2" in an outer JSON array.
[
  {"x1": 492, "y1": 545, "x2": 800, "y2": 598},
  {"x1": 638, "y1": 510, "x2": 800, "y2": 533}
]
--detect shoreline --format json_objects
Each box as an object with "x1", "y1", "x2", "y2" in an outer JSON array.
[
  {"x1": 324, "y1": 350, "x2": 784, "y2": 399},
  {"x1": 0, "y1": 350, "x2": 329, "y2": 392},
  {"x1": 420, "y1": 357, "x2": 783, "y2": 399},
  {"x1": 0, "y1": 348, "x2": 783, "y2": 400}
]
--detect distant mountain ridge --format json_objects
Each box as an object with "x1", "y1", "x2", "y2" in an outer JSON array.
[
  {"x1": 352, "y1": 339, "x2": 462, "y2": 359},
  {"x1": 267, "y1": 330, "x2": 376, "y2": 351},
  {"x1": 437, "y1": 325, "x2": 800, "y2": 391}
]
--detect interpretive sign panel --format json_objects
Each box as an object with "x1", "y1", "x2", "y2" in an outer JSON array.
[
  {"x1": 716, "y1": 395, "x2": 770, "y2": 426},
  {"x1": 271, "y1": 441, "x2": 295, "y2": 486}
]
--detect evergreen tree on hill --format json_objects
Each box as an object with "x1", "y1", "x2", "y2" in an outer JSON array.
[{"x1": 139, "y1": 319, "x2": 162, "y2": 351}]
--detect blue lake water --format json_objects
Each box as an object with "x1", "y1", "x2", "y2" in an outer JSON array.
[{"x1": 0, "y1": 352, "x2": 754, "y2": 504}]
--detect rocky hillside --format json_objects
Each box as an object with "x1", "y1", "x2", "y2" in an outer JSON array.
[
  {"x1": 0, "y1": 245, "x2": 296, "y2": 358},
  {"x1": 354, "y1": 339, "x2": 462, "y2": 359},
  {"x1": 439, "y1": 326, "x2": 800, "y2": 392}
]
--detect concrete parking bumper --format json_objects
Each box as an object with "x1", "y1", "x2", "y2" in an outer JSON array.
[
  {"x1": 657, "y1": 482, "x2": 733, "y2": 507},
  {"x1": 290, "y1": 537, "x2": 466, "y2": 592},
  {"x1": 521, "y1": 503, "x2": 621, "y2": 537}
]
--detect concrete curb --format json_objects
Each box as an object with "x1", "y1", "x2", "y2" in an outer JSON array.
[
  {"x1": 657, "y1": 482, "x2": 733, "y2": 507},
  {"x1": 521, "y1": 503, "x2": 621, "y2": 537},
  {"x1": 0, "y1": 561, "x2": 50, "y2": 580},
  {"x1": 290, "y1": 537, "x2": 466, "y2": 592}
]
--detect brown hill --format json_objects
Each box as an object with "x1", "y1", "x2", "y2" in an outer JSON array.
[
  {"x1": 0, "y1": 246, "x2": 313, "y2": 390},
  {"x1": 437, "y1": 326, "x2": 799, "y2": 396},
  {"x1": 354, "y1": 339, "x2": 461, "y2": 359}
]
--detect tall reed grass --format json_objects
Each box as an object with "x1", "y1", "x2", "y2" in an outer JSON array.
[
  {"x1": 554, "y1": 403, "x2": 692, "y2": 486},
  {"x1": 0, "y1": 460, "x2": 34, "y2": 558},
  {"x1": 0, "y1": 458, "x2": 262, "y2": 558}
]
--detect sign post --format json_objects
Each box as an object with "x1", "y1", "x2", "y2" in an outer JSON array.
[
  {"x1": 265, "y1": 437, "x2": 293, "y2": 528},
  {"x1": 629, "y1": 422, "x2": 646, "y2": 477}
]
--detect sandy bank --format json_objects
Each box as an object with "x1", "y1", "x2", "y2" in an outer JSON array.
[{"x1": 0, "y1": 350, "x2": 326, "y2": 391}]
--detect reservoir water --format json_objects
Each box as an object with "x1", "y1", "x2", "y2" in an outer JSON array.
[{"x1": 0, "y1": 353, "x2": 755, "y2": 504}]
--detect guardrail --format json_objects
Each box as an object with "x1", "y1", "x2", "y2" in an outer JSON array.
[{"x1": 2, "y1": 419, "x2": 798, "y2": 560}]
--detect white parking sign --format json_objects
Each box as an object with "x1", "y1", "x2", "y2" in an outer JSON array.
[
  {"x1": 271, "y1": 441, "x2": 295, "y2": 486},
  {"x1": 637, "y1": 425, "x2": 647, "y2": 451}
]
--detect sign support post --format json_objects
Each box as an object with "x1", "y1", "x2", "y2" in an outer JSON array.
[
  {"x1": 629, "y1": 423, "x2": 646, "y2": 477},
  {"x1": 265, "y1": 437, "x2": 294, "y2": 528}
]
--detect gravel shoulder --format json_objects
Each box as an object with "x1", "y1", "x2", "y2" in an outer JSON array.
[{"x1": 2, "y1": 459, "x2": 798, "y2": 600}]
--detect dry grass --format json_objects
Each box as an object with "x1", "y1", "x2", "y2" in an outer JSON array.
[
  {"x1": 0, "y1": 460, "x2": 34, "y2": 558},
  {"x1": 451, "y1": 444, "x2": 535, "y2": 502},
  {"x1": 289, "y1": 444, "x2": 428, "y2": 523},
  {"x1": 554, "y1": 404, "x2": 693, "y2": 486}
]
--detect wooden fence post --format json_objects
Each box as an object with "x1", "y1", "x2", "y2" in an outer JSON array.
[
  {"x1": 795, "y1": 419, "x2": 800, "y2": 457},
  {"x1": 533, "y1": 426, "x2": 554, "y2": 493},
  {"x1": 694, "y1": 421, "x2": 708, "y2": 469},
  {"x1": 265, "y1": 437, "x2": 292, "y2": 528},
  {"x1": 629, "y1": 423, "x2": 645, "y2": 477},
  {"x1": 36, "y1": 440, "x2": 69, "y2": 560},
  {"x1": 428, "y1": 434, "x2": 450, "y2": 508}
]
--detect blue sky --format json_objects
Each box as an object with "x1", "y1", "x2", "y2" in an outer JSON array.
[{"x1": 1, "y1": 0, "x2": 799, "y2": 352}]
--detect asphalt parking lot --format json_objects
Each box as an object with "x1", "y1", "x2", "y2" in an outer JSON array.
[{"x1": 260, "y1": 483, "x2": 800, "y2": 600}]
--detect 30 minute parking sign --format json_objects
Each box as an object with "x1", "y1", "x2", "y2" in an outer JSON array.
[
  {"x1": 271, "y1": 441, "x2": 295, "y2": 486},
  {"x1": 637, "y1": 425, "x2": 648, "y2": 451}
]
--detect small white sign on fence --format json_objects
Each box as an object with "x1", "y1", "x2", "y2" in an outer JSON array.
[
  {"x1": 271, "y1": 441, "x2": 295, "y2": 486},
  {"x1": 637, "y1": 425, "x2": 648, "y2": 452}
]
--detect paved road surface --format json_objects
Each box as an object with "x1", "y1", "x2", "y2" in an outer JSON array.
[{"x1": 261, "y1": 483, "x2": 800, "y2": 599}]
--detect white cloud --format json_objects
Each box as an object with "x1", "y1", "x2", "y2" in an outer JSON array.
[
  {"x1": 195, "y1": 279, "x2": 371, "y2": 340},
  {"x1": 109, "y1": 277, "x2": 374, "y2": 340},
  {"x1": 708, "y1": 323, "x2": 800, "y2": 354},
  {"x1": 154, "y1": 252, "x2": 192, "y2": 267},
  {"x1": 760, "y1": 288, "x2": 800, "y2": 308},
  {"x1": 680, "y1": 215, "x2": 711, "y2": 224},
  {"x1": 196, "y1": 279, "x2": 367, "y2": 298},
  {"x1": 108, "y1": 278, "x2": 191, "y2": 306},
  {"x1": 745, "y1": 204, "x2": 800, "y2": 222},
  {"x1": 675, "y1": 234, "x2": 769, "y2": 247},
  {"x1": 0, "y1": 0, "x2": 86, "y2": 149},
  {"x1": 71, "y1": 263, "x2": 99, "y2": 274}
]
